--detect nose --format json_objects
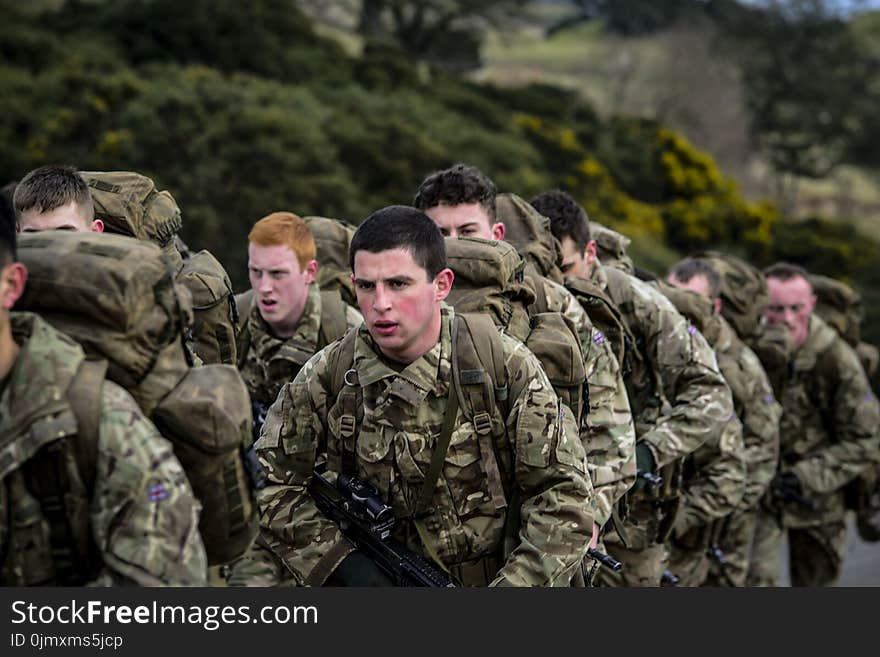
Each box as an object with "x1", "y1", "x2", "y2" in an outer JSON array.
[
  {"x1": 257, "y1": 274, "x2": 272, "y2": 294},
  {"x1": 372, "y1": 284, "x2": 391, "y2": 313}
]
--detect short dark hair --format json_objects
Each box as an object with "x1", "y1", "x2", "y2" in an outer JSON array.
[
  {"x1": 413, "y1": 163, "x2": 497, "y2": 220},
  {"x1": 530, "y1": 189, "x2": 591, "y2": 250},
  {"x1": 0, "y1": 188, "x2": 17, "y2": 266},
  {"x1": 13, "y1": 164, "x2": 94, "y2": 224},
  {"x1": 763, "y1": 261, "x2": 811, "y2": 287},
  {"x1": 350, "y1": 205, "x2": 447, "y2": 279},
  {"x1": 669, "y1": 258, "x2": 722, "y2": 298}
]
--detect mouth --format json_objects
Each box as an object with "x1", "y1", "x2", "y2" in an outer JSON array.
[
  {"x1": 372, "y1": 320, "x2": 398, "y2": 337},
  {"x1": 259, "y1": 298, "x2": 278, "y2": 313}
]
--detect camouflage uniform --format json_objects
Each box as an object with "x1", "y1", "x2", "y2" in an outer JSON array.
[
  {"x1": 239, "y1": 305, "x2": 595, "y2": 586},
  {"x1": 667, "y1": 314, "x2": 777, "y2": 586},
  {"x1": 237, "y1": 285, "x2": 362, "y2": 407},
  {"x1": 749, "y1": 314, "x2": 880, "y2": 587},
  {"x1": 587, "y1": 265, "x2": 735, "y2": 587},
  {"x1": 0, "y1": 313, "x2": 207, "y2": 586},
  {"x1": 530, "y1": 274, "x2": 636, "y2": 529},
  {"x1": 699, "y1": 316, "x2": 781, "y2": 587}
]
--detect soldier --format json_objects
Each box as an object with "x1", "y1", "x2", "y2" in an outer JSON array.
[
  {"x1": 413, "y1": 165, "x2": 635, "y2": 563},
  {"x1": 235, "y1": 211, "x2": 362, "y2": 409},
  {"x1": 749, "y1": 262, "x2": 880, "y2": 587},
  {"x1": 14, "y1": 165, "x2": 104, "y2": 233},
  {"x1": 241, "y1": 206, "x2": 594, "y2": 586},
  {"x1": 0, "y1": 203, "x2": 207, "y2": 585},
  {"x1": 667, "y1": 257, "x2": 781, "y2": 586},
  {"x1": 532, "y1": 189, "x2": 736, "y2": 587}
]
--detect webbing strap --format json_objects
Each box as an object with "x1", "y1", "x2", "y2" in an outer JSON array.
[
  {"x1": 416, "y1": 386, "x2": 460, "y2": 515},
  {"x1": 66, "y1": 359, "x2": 107, "y2": 493}
]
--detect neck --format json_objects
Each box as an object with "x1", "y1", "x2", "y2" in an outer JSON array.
[{"x1": 0, "y1": 322, "x2": 20, "y2": 382}]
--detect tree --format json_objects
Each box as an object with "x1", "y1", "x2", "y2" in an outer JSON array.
[{"x1": 354, "y1": 0, "x2": 529, "y2": 73}]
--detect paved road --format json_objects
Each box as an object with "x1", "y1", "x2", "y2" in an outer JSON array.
[{"x1": 777, "y1": 515, "x2": 880, "y2": 586}]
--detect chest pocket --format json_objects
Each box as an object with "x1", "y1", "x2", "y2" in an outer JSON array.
[{"x1": 781, "y1": 379, "x2": 827, "y2": 459}]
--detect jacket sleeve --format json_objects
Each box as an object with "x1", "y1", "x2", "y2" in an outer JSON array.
[
  {"x1": 674, "y1": 414, "x2": 747, "y2": 534},
  {"x1": 254, "y1": 348, "x2": 355, "y2": 586},
  {"x1": 582, "y1": 327, "x2": 636, "y2": 526},
  {"x1": 491, "y1": 337, "x2": 595, "y2": 586},
  {"x1": 792, "y1": 342, "x2": 880, "y2": 494},
  {"x1": 731, "y1": 347, "x2": 781, "y2": 508},
  {"x1": 89, "y1": 382, "x2": 207, "y2": 586},
  {"x1": 636, "y1": 285, "x2": 735, "y2": 469}
]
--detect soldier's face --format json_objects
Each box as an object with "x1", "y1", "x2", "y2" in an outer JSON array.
[
  {"x1": 352, "y1": 247, "x2": 453, "y2": 364},
  {"x1": 765, "y1": 275, "x2": 816, "y2": 348},
  {"x1": 248, "y1": 243, "x2": 317, "y2": 338},
  {"x1": 667, "y1": 272, "x2": 722, "y2": 313},
  {"x1": 18, "y1": 201, "x2": 103, "y2": 234},
  {"x1": 423, "y1": 203, "x2": 505, "y2": 241},
  {"x1": 559, "y1": 236, "x2": 596, "y2": 279}
]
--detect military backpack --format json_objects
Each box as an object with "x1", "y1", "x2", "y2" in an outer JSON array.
[
  {"x1": 302, "y1": 215, "x2": 359, "y2": 309},
  {"x1": 83, "y1": 170, "x2": 238, "y2": 366},
  {"x1": 16, "y1": 231, "x2": 258, "y2": 566}
]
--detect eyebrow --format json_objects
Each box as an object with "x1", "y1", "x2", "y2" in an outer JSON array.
[{"x1": 353, "y1": 275, "x2": 416, "y2": 285}]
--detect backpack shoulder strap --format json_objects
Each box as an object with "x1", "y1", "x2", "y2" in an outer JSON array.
[
  {"x1": 65, "y1": 359, "x2": 108, "y2": 493},
  {"x1": 234, "y1": 291, "x2": 255, "y2": 369},
  {"x1": 318, "y1": 289, "x2": 349, "y2": 347},
  {"x1": 326, "y1": 326, "x2": 361, "y2": 475},
  {"x1": 453, "y1": 313, "x2": 509, "y2": 511}
]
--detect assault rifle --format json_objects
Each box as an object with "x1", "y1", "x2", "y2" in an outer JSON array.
[
  {"x1": 706, "y1": 544, "x2": 736, "y2": 587},
  {"x1": 587, "y1": 548, "x2": 623, "y2": 572},
  {"x1": 636, "y1": 469, "x2": 663, "y2": 487},
  {"x1": 310, "y1": 470, "x2": 455, "y2": 587},
  {"x1": 660, "y1": 570, "x2": 680, "y2": 587}
]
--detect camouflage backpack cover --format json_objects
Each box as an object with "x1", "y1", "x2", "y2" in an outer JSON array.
[
  {"x1": 590, "y1": 222, "x2": 635, "y2": 275},
  {"x1": 694, "y1": 251, "x2": 791, "y2": 387},
  {"x1": 303, "y1": 215, "x2": 358, "y2": 308},
  {"x1": 809, "y1": 274, "x2": 879, "y2": 379},
  {"x1": 443, "y1": 237, "x2": 588, "y2": 428},
  {"x1": 17, "y1": 231, "x2": 257, "y2": 565},
  {"x1": 83, "y1": 171, "x2": 238, "y2": 366},
  {"x1": 495, "y1": 192, "x2": 565, "y2": 285}
]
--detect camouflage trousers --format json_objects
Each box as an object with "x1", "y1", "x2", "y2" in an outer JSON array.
[
  {"x1": 748, "y1": 510, "x2": 848, "y2": 587},
  {"x1": 225, "y1": 540, "x2": 295, "y2": 587},
  {"x1": 597, "y1": 540, "x2": 669, "y2": 587}
]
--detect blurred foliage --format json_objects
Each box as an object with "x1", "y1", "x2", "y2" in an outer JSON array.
[{"x1": 1, "y1": 0, "x2": 878, "y2": 349}]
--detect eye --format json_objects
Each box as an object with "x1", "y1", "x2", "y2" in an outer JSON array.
[
  {"x1": 461, "y1": 227, "x2": 477, "y2": 236},
  {"x1": 561, "y1": 263, "x2": 573, "y2": 273},
  {"x1": 388, "y1": 280, "x2": 407, "y2": 290},
  {"x1": 356, "y1": 280, "x2": 374, "y2": 291}
]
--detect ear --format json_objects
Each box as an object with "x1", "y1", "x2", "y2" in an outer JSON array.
[
  {"x1": 304, "y1": 259, "x2": 318, "y2": 285},
  {"x1": 807, "y1": 293, "x2": 817, "y2": 313},
  {"x1": 492, "y1": 222, "x2": 505, "y2": 241},
  {"x1": 91, "y1": 219, "x2": 105, "y2": 233},
  {"x1": 714, "y1": 297, "x2": 723, "y2": 314},
  {"x1": 585, "y1": 239, "x2": 597, "y2": 266},
  {"x1": 1, "y1": 263, "x2": 28, "y2": 310},
  {"x1": 434, "y1": 268, "x2": 454, "y2": 302}
]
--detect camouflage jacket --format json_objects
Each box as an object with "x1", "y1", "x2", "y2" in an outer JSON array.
[
  {"x1": 529, "y1": 273, "x2": 636, "y2": 526},
  {"x1": 712, "y1": 316, "x2": 781, "y2": 510},
  {"x1": 254, "y1": 305, "x2": 595, "y2": 586},
  {"x1": 774, "y1": 314, "x2": 880, "y2": 527},
  {"x1": 0, "y1": 313, "x2": 207, "y2": 586},
  {"x1": 590, "y1": 264, "x2": 733, "y2": 469},
  {"x1": 237, "y1": 284, "x2": 362, "y2": 407}
]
